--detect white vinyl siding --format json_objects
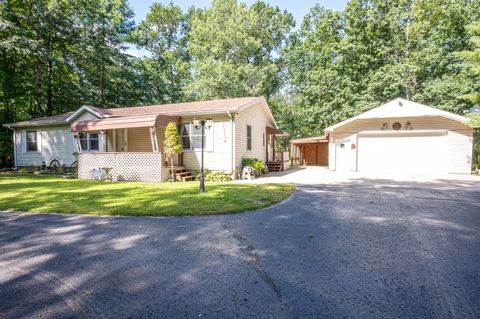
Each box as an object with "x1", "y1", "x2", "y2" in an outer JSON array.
[
  {"x1": 181, "y1": 114, "x2": 232, "y2": 171},
  {"x1": 448, "y1": 130, "x2": 473, "y2": 174},
  {"x1": 235, "y1": 101, "x2": 274, "y2": 169},
  {"x1": 15, "y1": 126, "x2": 77, "y2": 167}
]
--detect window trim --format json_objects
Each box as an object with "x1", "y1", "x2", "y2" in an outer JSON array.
[
  {"x1": 79, "y1": 132, "x2": 100, "y2": 152},
  {"x1": 26, "y1": 130, "x2": 38, "y2": 152},
  {"x1": 247, "y1": 125, "x2": 252, "y2": 151}
]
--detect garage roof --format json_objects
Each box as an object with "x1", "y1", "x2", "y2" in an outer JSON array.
[
  {"x1": 291, "y1": 136, "x2": 328, "y2": 144},
  {"x1": 325, "y1": 98, "x2": 470, "y2": 133}
]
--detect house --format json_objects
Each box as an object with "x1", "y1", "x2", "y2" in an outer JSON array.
[
  {"x1": 4, "y1": 97, "x2": 289, "y2": 181},
  {"x1": 325, "y1": 98, "x2": 473, "y2": 175}
]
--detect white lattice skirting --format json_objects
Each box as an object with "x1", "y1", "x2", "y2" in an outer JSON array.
[{"x1": 78, "y1": 152, "x2": 170, "y2": 182}]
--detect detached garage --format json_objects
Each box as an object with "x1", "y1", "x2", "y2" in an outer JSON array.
[{"x1": 325, "y1": 98, "x2": 473, "y2": 175}]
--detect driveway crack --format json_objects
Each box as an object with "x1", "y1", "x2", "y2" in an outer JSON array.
[{"x1": 222, "y1": 223, "x2": 299, "y2": 319}]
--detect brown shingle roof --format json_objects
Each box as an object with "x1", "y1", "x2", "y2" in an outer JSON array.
[
  {"x1": 94, "y1": 97, "x2": 260, "y2": 117},
  {"x1": 5, "y1": 97, "x2": 262, "y2": 128},
  {"x1": 4, "y1": 112, "x2": 74, "y2": 128}
]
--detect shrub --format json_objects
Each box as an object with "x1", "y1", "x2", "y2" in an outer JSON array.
[
  {"x1": 204, "y1": 170, "x2": 232, "y2": 182},
  {"x1": 197, "y1": 169, "x2": 232, "y2": 182},
  {"x1": 241, "y1": 157, "x2": 266, "y2": 175}
]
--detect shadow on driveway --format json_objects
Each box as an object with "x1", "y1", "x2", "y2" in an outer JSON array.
[{"x1": 1, "y1": 177, "x2": 480, "y2": 318}]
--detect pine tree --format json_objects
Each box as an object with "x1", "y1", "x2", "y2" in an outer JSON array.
[{"x1": 163, "y1": 122, "x2": 183, "y2": 182}]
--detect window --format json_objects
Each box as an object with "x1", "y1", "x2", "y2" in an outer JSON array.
[
  {"x1": 191, "y1": 124, "x2": 205, "y2": 149},
  {"x1": 89, "y1": 134, "x2": 99, "y2": 151},
  {"x1": 79, "y1": 133, "x2": 100, "y2": 151},
  {"x1": 180, "y1": 124, "x2": 191, "y2": 150},
  {"x1": 26, "y1": 131, "x2": 38, "y2": 152},
  {"x1": 247, "y1": 125, "x2": 252, "y2": 151},
  {"x1": 180, "y1": 123, "x2": 210, "y2": 151}
]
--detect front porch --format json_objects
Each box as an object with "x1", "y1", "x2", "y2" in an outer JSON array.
[
  {"x1": 265, "y1": 126, "x2": 290, "y2": 172},
  {"x1": 71, "y1": 114, "x2": 182, "y2": 182}
]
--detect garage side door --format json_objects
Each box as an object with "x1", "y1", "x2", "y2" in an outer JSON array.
[{"x1": 357, "y1": 132, "x2": 448, "y2": 174}]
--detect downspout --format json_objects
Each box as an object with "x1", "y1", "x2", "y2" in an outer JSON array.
[
  {"x1": 5, "y1": 125, "x2": 17, "y2": 170},
  {"x1": 227, "y1": 111, "x2": 235, "y2": 176}
]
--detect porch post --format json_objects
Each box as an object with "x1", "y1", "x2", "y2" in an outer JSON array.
[
  {"x1": 149, "y1": 127, "x2": 158, "y2": 153},
  {"x1": 272, "y1": 134, "x2": 276, "y2": 161},
  {"x1": 73, "y1": 132, "x2": 82, "y2": 152},
  {"x1": 265, "y1": 133, "x2": 269, "y2": 163}
]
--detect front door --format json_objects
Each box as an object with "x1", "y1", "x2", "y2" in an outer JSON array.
[{"x1": 335, "y1": 140, "x2": 351, "y2": 171}]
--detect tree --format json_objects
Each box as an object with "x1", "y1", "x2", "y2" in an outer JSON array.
[
  {"x1": 456, "y1": 20, "x2": 480, "y2": 169},
  {"x1": 284, "y1": 0, "x2": 480, "y2": 139},
  {"x1": 130, "y1": 2, "x2": 193, "y2": 103},
  {"x1": 187, "y1": 0, "x2": 294, "y2": 100},
  {"x1": 163, "y1": 122, "x2": 183, "y2": 182},
  {"x1": 0, "y1": 0, "x2": 137, "y2": 167}
]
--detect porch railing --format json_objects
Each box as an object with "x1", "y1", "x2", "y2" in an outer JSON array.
[{"x1": 78, "y1": 152, "x2": 169, "y2": 182}]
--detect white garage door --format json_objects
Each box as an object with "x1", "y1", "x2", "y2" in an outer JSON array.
[{"x1": 357, "y1": 131, "x2": 448, "y2": 174}]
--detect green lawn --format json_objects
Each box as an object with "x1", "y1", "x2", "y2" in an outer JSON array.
[{"x1": 0, "y1": 174, "x2": 295, "y2": 216}]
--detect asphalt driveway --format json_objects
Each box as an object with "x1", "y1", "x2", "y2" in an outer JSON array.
[{"x1": 1, "y1": 175, "x2": 480, "y2": 318}]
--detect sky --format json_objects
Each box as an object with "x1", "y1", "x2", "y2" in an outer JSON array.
[
  {"x1": 125, "y1": 0, "x2": 350, "y2": 56},
  {"x1": 128, "y1": 0, "x2": 349, "y2": 24}
]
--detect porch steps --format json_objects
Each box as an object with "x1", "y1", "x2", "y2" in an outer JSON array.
[
  {"x1": 174, "y1": 167, "x2": 195, "y2": 182},
  {"x1": 267, "y1": 162, "x2": 283, "y2": 172}
]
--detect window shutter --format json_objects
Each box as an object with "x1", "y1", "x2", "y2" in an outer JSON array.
[
  {"x1": 21, "y1": 130, "x2": 27, "y2": 153},
  {"x1": 206, "y1": 123, "x2": 214, "y2": 152},
  {"x1": 36, "y1": 130, "x2": 42, "y2": 153}
]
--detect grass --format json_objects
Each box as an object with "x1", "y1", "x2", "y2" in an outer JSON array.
[{"x1": 0, "y1": 174, "x2": 295, "y2": 216}]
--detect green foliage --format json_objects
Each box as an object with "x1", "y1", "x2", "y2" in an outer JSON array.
[
  {"x1": 467, "y1": 113, "x2": 480, "y2": 128},
  {"x1": 187, "y1": 0, "x2": 294, "y2": 99},
  {"x1": 203, "y1": 169, "x2": 233, "y2": 182},
  {"x1": 130, "y1": 2, "x2": 193, "y2": 103},
  {"x1": 241, "y1": 157, "x2": 265, "y2": 172},
  {"x1": 164, "y1": 122, "x2": 182, "y2": 182},
  {"x1": 163, "y1": 122, "x2": 183, "y2": 156},
  {"x1": 282, "y1": 0, "x2": 480, "y2": 138}
]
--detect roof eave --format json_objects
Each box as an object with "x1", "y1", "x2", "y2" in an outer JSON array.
[
  {"x1": 159, "y1": 107, "x2": 240, "y2": 117},
  {"x1": 65, "y1": 105, "x2": 106, "y2": 122},
  {"x1": 4, "y1": 121, "x2": 69, "y2": 129}
]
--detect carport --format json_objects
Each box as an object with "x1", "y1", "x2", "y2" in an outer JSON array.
[{"x1": 291, "y1": 136, "x2": 329, "y2": 166}]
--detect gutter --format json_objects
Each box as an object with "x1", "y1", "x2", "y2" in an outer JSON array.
[
  {"x1": 4, "y1": 124, "x2": 17, "y2": 170},
  {"x1": 227, "y1": 111, "x2": 235, "y2": 175}
]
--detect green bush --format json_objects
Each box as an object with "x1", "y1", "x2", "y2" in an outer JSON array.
[
  {"x1": 241, "y1": 157, "x2": 266, "y2": 175},
  {"x1": 204, "y1": 169, "x2": 232, "y2": 182}
]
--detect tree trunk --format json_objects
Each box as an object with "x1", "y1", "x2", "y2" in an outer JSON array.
[
  {"x1": 46, "y1": 59, "x2": 53, "y2": 115},
  {"x1": 34, "y1": 56, "x2": 42, "y2": 116},
  {"x1": 170, "y1": 156, "x2": 175, "y2": 182}
]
